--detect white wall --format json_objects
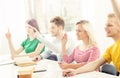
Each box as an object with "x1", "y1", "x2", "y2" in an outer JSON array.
[
  {"x1": 0, "y1": 0, "x2": 116, "y2": 55},
  {"x1": 0, "y1": 0, "x2": 26, "y2": 54}
]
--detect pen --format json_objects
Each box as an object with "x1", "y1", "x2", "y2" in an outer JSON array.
[{"x1": 33, "y1": 69, "x2": 47, "y2": 73}]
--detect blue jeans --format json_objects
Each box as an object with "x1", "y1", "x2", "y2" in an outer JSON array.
[
  {"x1": 41, "y1": 50, "x2": 62, "y2": 61},
  {"x1": 100, "y1": 64, "x2": 119, "y2": 76}
]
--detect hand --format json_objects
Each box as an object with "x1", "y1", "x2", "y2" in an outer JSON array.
[
  {"x1": 61, "y1": 33, "x2": 68, "y2": 46},
  {"x1": 29, "y1": 53, "x2": 35, "y2": 58},
  {"x1": 32, "y1": 55, "x2": 42, "y2": 62},
  {"x1": 32, "y1": 26, "x2": 41, "y2": 38},
  {"x1": 5, "y1": 29, "x2": 11, "y2": 39},
  {"x1": 58, "y1": 62, "x2": 69, "y2": 69},
  {"x1": 11, "y1": 55, "x2": 14, "y2": 60},
  {"x1": 63, "y1": 69, "x2": 76, "y2": 77}
]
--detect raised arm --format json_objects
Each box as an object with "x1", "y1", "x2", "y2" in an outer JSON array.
[
  {"x1": 61, "y1": 33, "x2": 68, "y2": 56},
  {"x1": 5, "y1": 29, "x2": 24, "y2": 59},
  {"x1": 111, "y1": 0, "x2": 120, "y2": 22}
]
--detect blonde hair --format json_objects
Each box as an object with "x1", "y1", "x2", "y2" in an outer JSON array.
[
  {"x1": 76, "y1": 20, "x2": 97, "y2": 46},
  {"x1": 108, "y1": 13, "x2": 120, "y2": 26}
]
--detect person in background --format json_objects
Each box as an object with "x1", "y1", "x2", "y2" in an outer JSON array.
[
  {"x1": 63, "y1": 13, "x2": 120, "y2": 77},
  {"x1": 33, "y1": 16, "x2": 75, "y2": 61},
  {"x1": 5, "y1": 19, "x2": 45, "y2": 59},
  {"x1": 59, "y1": 20, "x2": 100, "y2": 69}
]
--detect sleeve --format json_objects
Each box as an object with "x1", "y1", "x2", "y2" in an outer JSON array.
[
  {"x1": 102, "y1": 46, "x2": 112, "y2": 63},
  {"x1": 20, "y1": 39, "x2": 27, "y2": 48},
  {"x1": 80, "y1": 47, "x2": 100, "y2": 65},
  {"x1": 62, "y1": 48, "x2": 76, "y2": 63},
  {"x1": 37, "y1": 35, "x2": 60, "y2": 53}
]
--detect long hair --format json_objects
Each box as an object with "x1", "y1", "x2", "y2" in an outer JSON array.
[{"x1": 76, "y1": 20, "x2": 97, "y2": 46}]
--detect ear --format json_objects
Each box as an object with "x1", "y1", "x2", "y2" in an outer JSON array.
[{"x1": 59, "y1": 25, "x2": 63, "y2": 30}]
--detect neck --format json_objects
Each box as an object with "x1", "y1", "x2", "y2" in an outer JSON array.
[
  {"x1": 56, "y1": 31, "x2": 64, "y2": 40},
  {"x1": 83, "y1": 37, "x2": 89, "y2": 46},
  {"x1": 113, "y1": 34, "x2": 120, "y2": 42},
  {"x1": 80, "y1": 38, "x2": 90, "y2": 50},
  {"x1": 29, "y1": 35, "x2": 36, "y2": 41}
]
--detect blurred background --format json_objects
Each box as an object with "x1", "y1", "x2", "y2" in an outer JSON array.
[{"x1": 0, "y1": 0, "x2": 116, "y2": 55}]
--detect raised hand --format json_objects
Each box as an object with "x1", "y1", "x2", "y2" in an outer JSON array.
[
  {"x1": 31, "y1": 26, "x2": 41, "y2": 38},
  {"x1": 5, "y1": 28, "x2": 11, "y2": 39},
  {"x1": 61, "y1": 33, "x2": 68, "y2": 46}
]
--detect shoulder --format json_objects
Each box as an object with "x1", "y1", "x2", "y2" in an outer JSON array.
[
  {"x1": 22, "y1": 37, "x2": 29, "y2": 42},
  {"x1": 89, "y1": 44, "x2": 100, "y2": 51},
  {"x1": 34, "y1": 38, "x2": 41, "y2": 43}
]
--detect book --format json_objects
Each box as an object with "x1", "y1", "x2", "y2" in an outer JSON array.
[{"x1": 14, "y1": 56, "x2": 36, "y2": 67}]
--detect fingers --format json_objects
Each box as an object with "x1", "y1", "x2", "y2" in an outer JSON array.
[
  {"x1": 58, "y1": 61, "x2": 62, "y2": 64},
  {"x1": 32, "y1": 26, "x2": 39, "y2": 33},
  {"x1": 62, "y1": 69, "x2": 75, "y2": 77},
  {"x1": 63, "y1": 33, "x2": 67, "y2": 39},
  {"x1": 63, "y1": 70, "x2": 71, "y2": 77},
  {"x1": 63, "y1": 71, "x2": 74, "y2": 77},
  {"x1": 5, "y1": 28, "x2": 11, "y2": 39}
]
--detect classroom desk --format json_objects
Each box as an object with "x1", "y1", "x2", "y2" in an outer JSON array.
[{"x1": 0, "y1": 59, "x2": 119, "y2": 78}]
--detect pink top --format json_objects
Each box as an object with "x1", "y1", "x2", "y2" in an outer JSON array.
[{"x1": 62, "y1": 46, "x2": 100, "y2": 65}]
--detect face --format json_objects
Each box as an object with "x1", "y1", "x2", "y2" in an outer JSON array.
[
  {"x1": 105, "y1": 17, "x2": 120, "y2": 37},
  {"x1": 76, "y1": 24, "x2": 88, "y2": 40},
  {"x1": 50, "y1": 22, "x2": 61, "y2": 37},
  {"x1": 25, "y1": 24, "x2": 35, "y2": 35}
]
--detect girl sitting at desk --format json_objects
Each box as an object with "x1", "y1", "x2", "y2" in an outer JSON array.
[
  {"x1": 59, "y1": 20, "x2": 100, "y2": 69},
  {"x1": 5, "y1": 19, "x2": 45, "y2": 59}
]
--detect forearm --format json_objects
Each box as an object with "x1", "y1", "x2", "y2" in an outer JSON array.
[
  {"x1": 37, "y1": 35, "x2": 60, "y2": 53},
  {"x1": 74, "y1": 58, "x2": 106, "y2": 75},
  {"x1": 7, "y1": 39, "x2": 17, "y2": 56},
  {"x1": 74, "y1": 62, "x2": 98, "y2": 75},
  {"x1": 62, "y1": 44, "x2": 67, "y2": 56},
  {"x1": 65, "y1": 63, "x2": 83, "y2": 69},
  {"x1": 111, "y1": 0, "x2": 120, "y2": 22},
  {"x1": 35, "y1": 44, "x2": 45, "y2": 55}
]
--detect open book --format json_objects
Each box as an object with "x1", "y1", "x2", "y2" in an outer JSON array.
[{"x1": 14, "y1": 56, "x2": 36, "y2": 67}]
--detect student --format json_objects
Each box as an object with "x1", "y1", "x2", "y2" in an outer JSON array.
[
  {"x1": 33, "y1": 16, "x2": 75, "y2": 61},
  {"x1": 59, "y1": 20, "x2": 100, "y2": 69},
  {"x1": 63, "y1": 13, "x2": 120, "y2": 77},
  {"x1": 5, "y1": 19, "x2": 45, "y2": 59}
]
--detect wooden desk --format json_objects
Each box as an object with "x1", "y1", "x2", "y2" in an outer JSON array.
[{"x1": 0, "y1": 59, "x2": 119, "y2": 78}]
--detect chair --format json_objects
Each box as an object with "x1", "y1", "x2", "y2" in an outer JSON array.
[{"x1": 100, "y1": 64, "x2": 118, "y2": 76}]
